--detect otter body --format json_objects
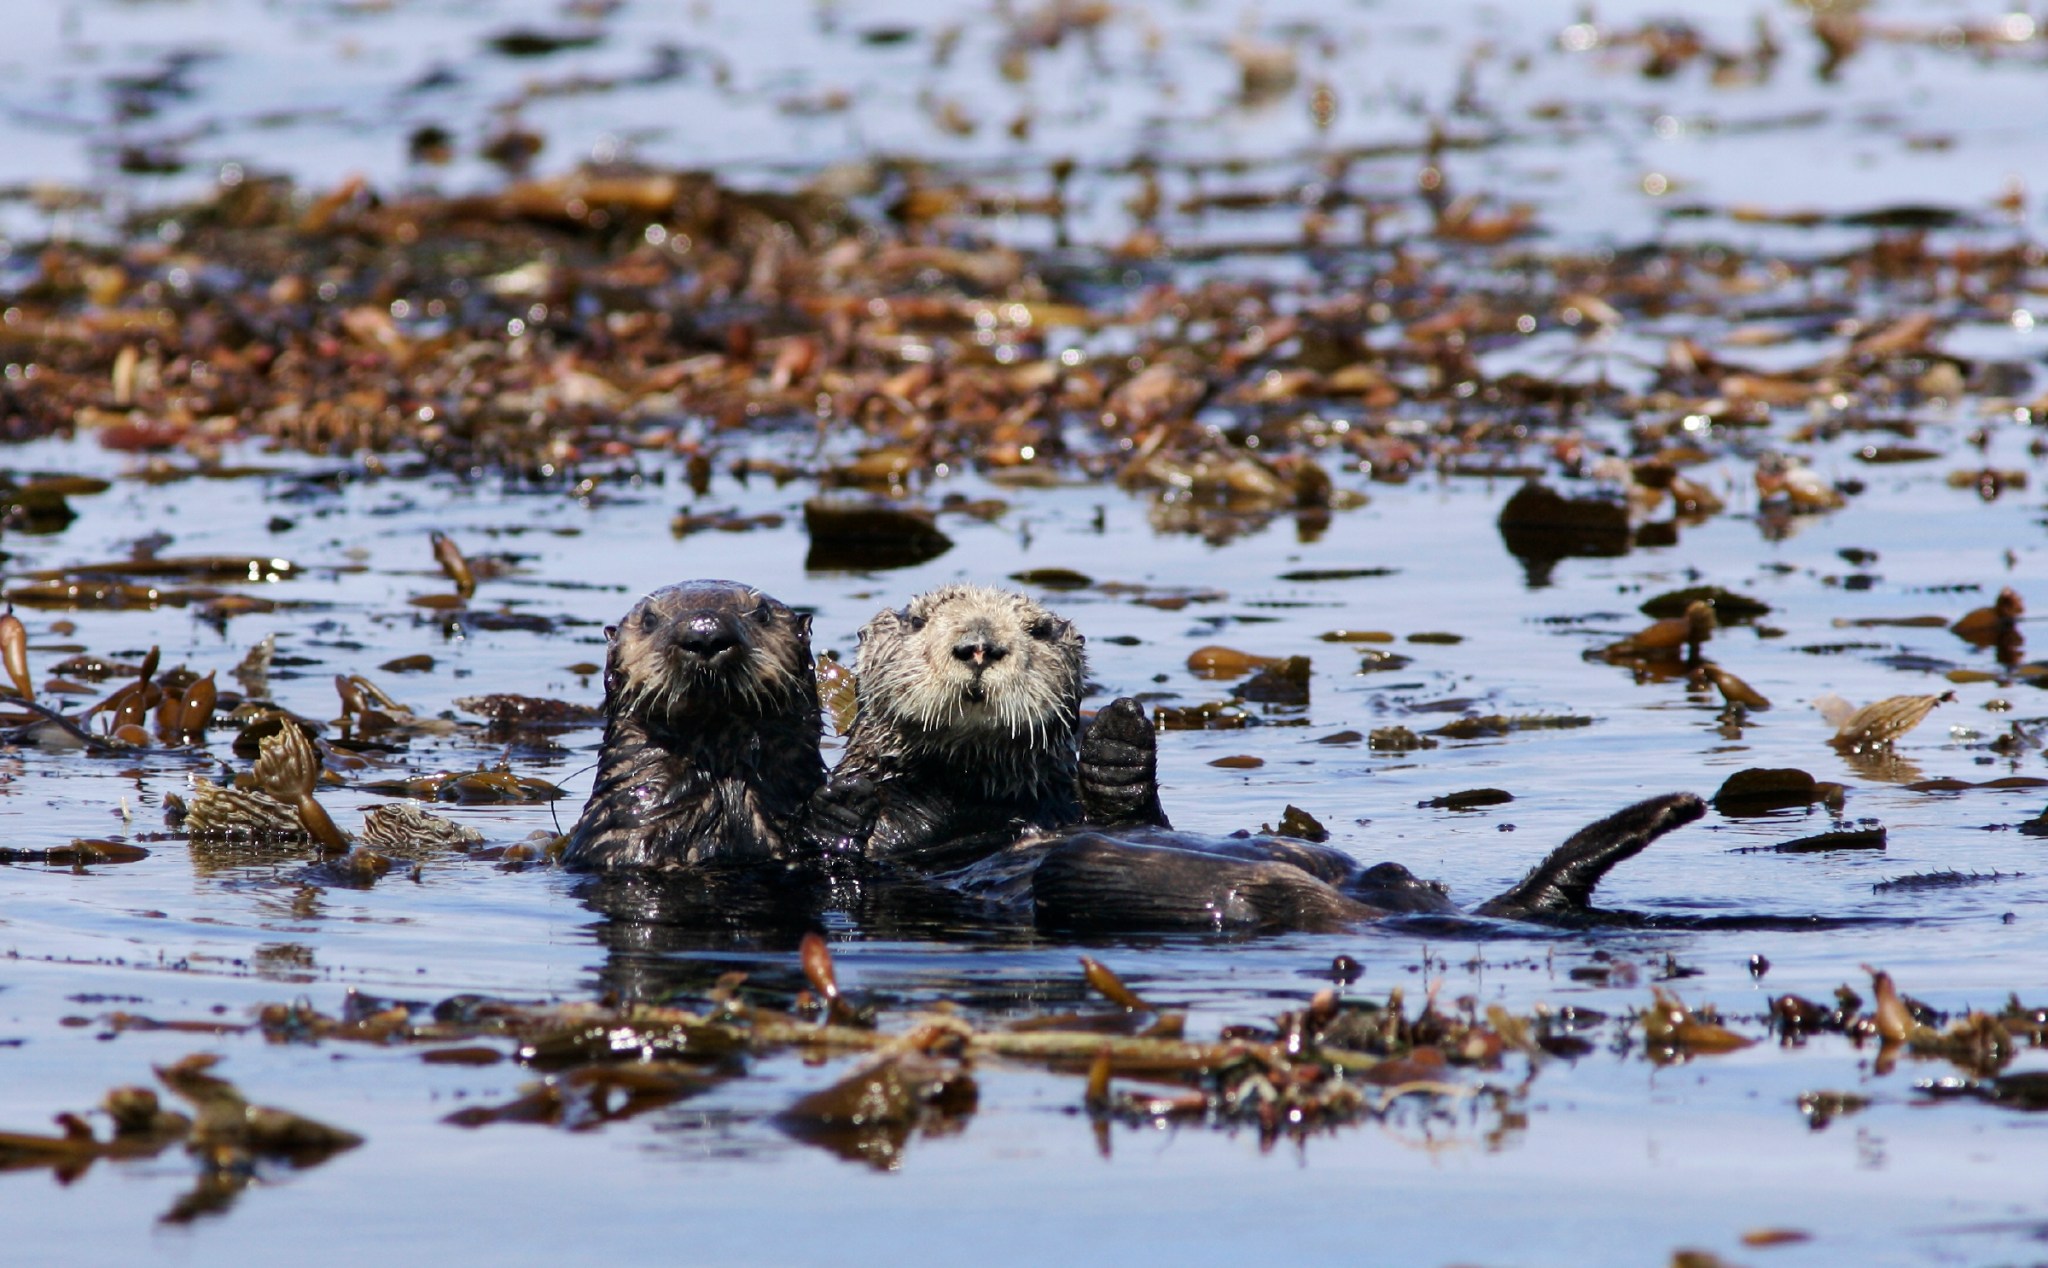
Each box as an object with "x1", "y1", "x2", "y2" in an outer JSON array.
[
  {"x1": 921, "y1": 697, "x2": 1706, "y2": 933},
  {"x1": 825, "y1": 584, "x2": 1084, "y2": 870},
  {"x1": 819, "y1": 588, "x2": 1705, "y2": 933},
  {"x1": 565, "y1": 581, "x2": 824, "y2": 871}
]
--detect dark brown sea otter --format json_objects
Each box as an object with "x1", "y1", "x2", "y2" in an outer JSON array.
[
  {"x1": 814, "y1": 584, "x2": 1705, "y2": 932},
  {"x1": 563, "y1": 580, "x2": 824, "y2": 871},
  {"x1": 820, "y1": 583, "x2": 1085, "y2": 870}
]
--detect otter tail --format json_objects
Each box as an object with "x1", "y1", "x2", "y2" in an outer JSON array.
[
  {"x1": 1474, "y1": 792, "x2": 1705, "y2": 923},
  {"x1": 1078, "y1": 697, "x2": 1171, "y2": 829}
]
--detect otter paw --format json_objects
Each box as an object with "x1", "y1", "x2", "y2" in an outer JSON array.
[
  {"x1": 800, "y1": 777, "x2": 880, "y2": 855},
  {"x1": 1079, "y1": 697, "x2": 1169, "y2": 829}
]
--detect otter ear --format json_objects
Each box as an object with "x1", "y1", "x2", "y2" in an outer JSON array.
[
  {"x1": 796, "y1": 613, "x2": 813, "y2": 640},
  {"x1": 604, "y1": 624, "x2": 618, "y2": 643},
  {"x1": 602, "y1": 643, "x2": 624, "y2": 703}
]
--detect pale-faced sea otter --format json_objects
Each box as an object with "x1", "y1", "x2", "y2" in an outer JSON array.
[
  {"x1": 811, "y1": 584, "x2": 1705, "y2": 932},
  {"x1": 820, "y1": 583, "x2": 1085, "y2": 870}
]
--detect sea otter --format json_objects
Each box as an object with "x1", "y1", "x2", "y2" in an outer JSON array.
[
  {"x1": 821, "y1": 583, "x2": 1086, "y2": 870},
  {"x1": 563, "y1": 580, "x2": 825, "y2": 871},
  {"x1": 812, "y1": 584, "x2": 1705, "y2": 932}
]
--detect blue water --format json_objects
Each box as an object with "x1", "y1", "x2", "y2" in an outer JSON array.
[{"x1": 0, "y1": 1, "x2": 2047, "y2": 1264}]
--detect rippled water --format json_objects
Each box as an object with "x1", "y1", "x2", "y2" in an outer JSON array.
[{"x1": 2, "y1": 1, "x2": 2048, "y2": 1265}]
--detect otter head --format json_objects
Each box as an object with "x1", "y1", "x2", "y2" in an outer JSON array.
[
  {"x1": 605, "y1": 580, "x2": 817, "y2": 738},
  {"x1": 854, "y1": 584, "x2": 1084, "y2": 760}
]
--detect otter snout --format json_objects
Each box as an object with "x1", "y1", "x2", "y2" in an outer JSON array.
[
  {"x1": 952, "y1": 636, "x2": 1009, "y2": 667},
  {"x1": 673, "y1": 610, "x2": 743, "y2": 664}
]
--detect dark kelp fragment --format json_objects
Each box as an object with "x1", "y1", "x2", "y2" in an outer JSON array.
[
  {"x1": 1369, "y1": 726, "x2": 1437, "y2": 751},
  {"x1": 1186, "y1": 645, "x2": 1282, "y2": 678},
  {"x1": 1496, "y1": 482, "x2": 1630, "y2": 563},
  {"x1": 775, "y1": 1033, "x2": 979, "y2": 1170},
  {"x1": 1737, "y1": 825, "x2": 1886, "y2": 854},
  {"x1": 1639, "y1": 988, "x2": 1754, "y2": 1062},
  {"x1": 1600, "y1": 600, "x2": 1714, "y2": 663},
  {"x1": 454, "y1": 693, "x2": 604, "y2": 726},
  {"x1": 1639, "y1": 586, "x2": 1770, "y2": 620},
  {"x1": 0, "y1": 839, "x2": 149, "y2": 866},
  {"x1": 803, "y1": 498, "x2": 953, "y2": 570},
  {"x1": 446, "y1": 1065, "x2": 718, "y2": 1131},
  {"x1": 1712, "y1": 767, "x2": 1844, "y2": 816},
  {"x1": 1873, "y1": 869, "x2": 2016, "y2": 893},
  {"x1": 1421, "y1": 788, "x2": 1513, "y2": 810},
  {"x1": 150, "y1": 1053, "x2": 362, "y2": 1224},
  {"x1": 1234, "y1": 656, "x2": 1310, "y2": 706},
  {"x1": 1916, "y1": 1072, "x2": 2048, "y2": 1111},
  {"x1": 1701, "y1": 663, "x2": 1770, "y2": 711},
  {"x1": 1264, "y1": 805, "x2": 1328, "y2": 842},
  {"x1": 1429, "y1": 713, "x2": 1593, "y2": 740},
  {"x1": 358, "y1": 767, "x2": 562, "y2": 803}
]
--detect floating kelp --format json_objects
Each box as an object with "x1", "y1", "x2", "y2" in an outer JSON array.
[
  {"x1": 356, "y1": 802, "x2": 486, "y2": 858},
  {"x1": 1700, "y1": 663, "x2": 1771, "y2": 711},
  {"x1": 1421, "y1": 788, "x2": 1513, "y2": 810},
  {"x1": 453, "y1": 694, "x2": 604, "y2": 727},
  {"x1": 0, "y1": 1054, "x2": 358, "y2": 1224},
  {"x1": 1639, "y1": 586, "x2": 1770, "y2": 621},
  {"x1": 1496, "y1": 482, "x2": 1631, "y2": 564},
  {"x1": 1639, "y1": 988, "x2": 1754, "y2": 1063},
  {"x1": 1712, "y1": 768, "x2": 1846, "y2": 816},
  {"x1": 1600, "y1": 600, "x2": 1714, "y2": 663},
  {"x1": 1738, "y1": 825, "x2": 1887, "y2": 854},
  {"x1": 359, "y1": 766, "x2": 563, "y2": 804},
  {"x1": 1355, "y1": 649, "x2": 1414, "y2": 675},
  {"x1": 23, "y1": 555, "x2": 298, "y2": 583},
  {"x1": 1368, "y1": 726, "x2": 1437, "y2": 751},
  {"x1": 815, "y1": 655, "x2": 859, "y2": 736},
  {"x1": 803, "y1": 498, "x2": 954, "y2": 570},
  {"x1": 1917, "y1": 1071, "x2": 2048, "y2": 1112},
  {"x1": 1873, "y1": 869, "x2": 2016, "y2": 894},
  {"x1": 1904, "y1": 776, "x2": 2048, "y2": 793},
  {"x1": 1817, "y1": 692, "x2": 1952, "y2": 753},
  {"x1": 1952, "y1": 587, "x2": 2024, "y2": 647},
  {"x1": 1233, "y1": 657, "x2": 1310, "y2": 707},
  {"x1": 1429, "y1": 713, "x2": 1593, "y2": 740},
  {"x1": 0, "y1": 839, "x2": 150, "y2": 867},
  {"x1": 0, "y1": 474, "x2": 111, "y2": 532},
  {"x1": 1186, "y1": 645, "x2": 1282, "y2": 679},
  {"x1": 1263, "y1": 805, "x2": 1329, "y2": 842},
  {"x1": 1154, "y1": 701, "x2": 1253, "y2": 730}
]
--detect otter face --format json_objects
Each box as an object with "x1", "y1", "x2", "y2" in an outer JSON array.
[
  {"x1": 606, "y1": 580, "x2": 814, "y2": 732},
  {"x1": 855, "y1": 584, "x2": 1083, "y2": 750}
]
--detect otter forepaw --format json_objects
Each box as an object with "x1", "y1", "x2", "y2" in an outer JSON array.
[
  {"x1": 1079, "y1": 697, "x2": 1170, "y2": 829},
  {"x1": 799, "y1": 776, "x2": 880, "y2": 855}
]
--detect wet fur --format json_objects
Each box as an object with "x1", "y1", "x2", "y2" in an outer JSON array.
[
  {"x1": 827, "y1": 584, "x2": 1084, "y2": 869},
  {"x1": 564, "y1": 581, "x2": 824, "y2": 871},
  {"x1": 1029, "y1": 696, "x2": 1709, "y2": 932}
]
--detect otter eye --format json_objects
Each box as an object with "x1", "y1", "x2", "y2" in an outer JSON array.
[
  {"x1": 908, "y1": 615, "x2": 927, "y2": 633},
  {"x1": 1028, "y1": 617, "x2": 1057, "y2": 641},
  {"x1": 639, "y1": 608, "x2": 663, "y2": 630},
  {"x1": 751, "y1": 604, "x2": 774, "y2": 624}
]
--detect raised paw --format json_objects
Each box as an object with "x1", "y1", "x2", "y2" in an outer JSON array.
[{"x1": 1078, "y1": 697, "x2": 1170, "y2": 829}]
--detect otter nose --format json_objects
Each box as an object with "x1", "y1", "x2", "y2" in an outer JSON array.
[
  {"x1": 952, "y1": 638, "x2": 1008, "y2": 667},
  {"x1": 676, "y1": 612, "x2": 741, "y2": 659}
]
